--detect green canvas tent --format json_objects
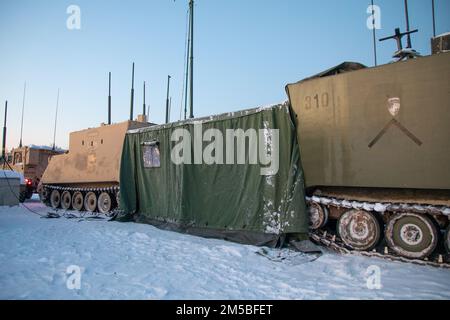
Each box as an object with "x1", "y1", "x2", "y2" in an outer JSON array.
[{"x1": 118, "y1": 103, "x2": 308, "y2": 247}]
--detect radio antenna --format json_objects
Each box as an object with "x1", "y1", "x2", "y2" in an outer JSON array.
[
  {"x1": 188, "y1": 0, "x2": 194, "y2": 119},
  {"x1": 404, "y1": 0, "x2": 412, "y2": 48},
  {"x1": 165, "y1": 75, "x2": 171, "y2": 124},
  {"x1": 130, "y1": 62, "x2": 135, "y2": 121},
  {"x1": 19, "y1": 82, "x2": 26, "y2": 148},
  {"x1": 108, "y1": 72, "x2": 112, "y2": 125},
  {"x1": 371, "y1": 0, "x2": 378, "y2": 66},
  {"x1": 52, "y1": 89, "x2": 60, "y2": 151},
  {"x1": 431, "y1": 0, "x2": 436, "y2": 37},
  {"x1": 143, "y1": 81, "x2": 146, "y2": 116},
  {"x1": 2, "y1": 100, "x2": 7, "y2": 162}
]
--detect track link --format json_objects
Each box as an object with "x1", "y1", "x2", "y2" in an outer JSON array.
[{"x1": 43, "y1": 185, "x2": 120, "y2": 194}]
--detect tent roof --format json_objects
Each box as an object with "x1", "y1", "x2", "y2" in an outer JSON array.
[{"x1": 127, "y1": 102, "x2": 289, "y2": 135}]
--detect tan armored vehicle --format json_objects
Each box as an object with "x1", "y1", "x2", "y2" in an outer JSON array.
[
  {"x1": 39, "y1": 118, "x2": 152, "y2": 213},
  {"x1": 286, "y1": 45, "x2": 450, "y2": 263},
  {"x1": 9, "y1": 146, "x2": 64, "y2": 200},
  {"x1": 39, "y1": 64, "x2": 155, "y2": 213}
]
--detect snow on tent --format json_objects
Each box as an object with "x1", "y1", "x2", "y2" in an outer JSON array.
[{"x1": 118, "y1": 103, "x2": 309, "y2": 247}]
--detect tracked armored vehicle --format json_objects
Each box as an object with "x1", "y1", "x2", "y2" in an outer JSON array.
[
  {"x1": 286, "y1": 43, "x2": 450, "y2": 265},
  {"x1": 39, "y1": 63, "x2": 155, "y2": 213},
  {"x1": 39, "y1": 118, "x2": 152, "y2": 213}
]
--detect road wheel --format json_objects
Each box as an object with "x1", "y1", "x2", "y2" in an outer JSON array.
[
  {"x1": 84, "y1": 192, "x2": 97, "y2": 212},
  {"x1": 38, "y1": 186, "x2": 48, "y2": 202},
  {"x1": 337, "y1": 210, "x2": 381, "y2": 251},
  {"x1": 61, "y1": 191, "x2": 72, "y2": 210},
  {"x1": 72, "y1": 191, "x2": 84, "y2": 211},
  {"x1": 50, "y1": 190, "x2": 61, "y2": 209},
  {"x1": 444, "y1": 225, "x2": 450, "y2": 254},
  {"x1": 98, "y1": 192, "x2": 112, "y2": 214},
  {"x1": 308, "y1": 202, "x2": 329, "y2": 230},
  {"x1": 385, "y1": 213, "x2": 438, "y2": 259}
]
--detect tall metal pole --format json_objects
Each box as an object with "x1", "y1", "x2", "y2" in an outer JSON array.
[
  {"x1": 189, "y1": 0, "x2": 194, "y2": 119},
  {"x1": 130, "y1": 62, "x2": 135, "y2": 121},
  {"x1": 19, "y1": 82, "x2": 26, "y2": 148},
  {"x1": 432, "y1": 0, "x2": 436, "y2": 37},
  {"x1": 108, "y1": 72, "x2": 111, "y2": 125},
  {"x1": 169, "y1": 97, "x2": 172, "y2": 122},
  {"x1": 143, "y1": 81, "x2": 146, "y2": 116},
  {"x1": 165, "y1": 75, "x2": 171, "y2": 124},
  {"x1": 404, "y1": 0, "x2": 412, "y2": 48},
  {"x1": 184, "y1": 7, "x2": 191, "y2": 120},
  {"x1": 52, "y1": 89, "x2": 60, "y2": 151},
  {"x1": 2, "y1": 101, "x2": 7, "y2": 161},
  {"x1": 371, "y1": 0, "x2": 378, "y2": 66}
]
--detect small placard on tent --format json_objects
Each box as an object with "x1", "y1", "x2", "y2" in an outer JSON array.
[{"x1": 142, "y1": 141, "x2": 160, "y2": 168}]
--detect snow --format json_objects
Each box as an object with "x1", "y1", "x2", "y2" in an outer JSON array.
[
  {"x1": 310, "y1": 195, "x2": 450, "y2": 217},
  {"x1": 0, "y1": 169, "x2": 25, "y2": 184},
  {"x1": 1, "y1": 202, "x2": 450, "y2": 300},
  {"x1": 374, "y1": 203, "x2": 388, "y2": 212}
]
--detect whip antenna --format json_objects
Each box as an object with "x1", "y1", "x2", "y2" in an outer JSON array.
[
  {"x1": 52, "y1": 89, "x2": 60, "y2": 151},
  {"x1": 19, "y1": 82, "x2": 26, "y2": 148}
]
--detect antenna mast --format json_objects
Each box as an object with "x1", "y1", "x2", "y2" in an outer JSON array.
[
  {"x1": 188, "y1": 0, "x2": 194, "y2": 119},
  {"x1": 52, "y1": 89, "x2": 60, "y2": 151},
  {"x1": 2, "y1": 101, "x2": 7, "y2": 161},
  {"x1": 371, "y1": 0, "x2": 378, "y2": 66},
  {"x1": 165, "y1": 75, "x2": 171, "y2": 124},
  {"x1": 19, "y1": 82, "x2": 26, "y2": 148},
  {"x1": 108, "y1": 72, "x2": 112, "y2": 125},
  {"x1": 143, "y1": 81, "x2": 146, "y2": 117},
  {"x1": 184, "y1": 8, "x2": 191, "y2": 120},
  {"x1": 169, "y1": 97, "x2": 172, "y2": 122},
  {"x1": 404, "y1": 0, "x2": 412, "y2": 48},
  {"x1": 431, "y1": 0, "x2": 436, "y2": 37},
  {"x1": 379, "y1": 27, "x2": 418, "y2": 61},
  {"x1": 130, "y1": 62, "x2": 135, "y2": 121}
]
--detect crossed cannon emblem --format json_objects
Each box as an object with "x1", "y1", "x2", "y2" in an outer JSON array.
[{"x1": 368, "y1": 97, "x2": 422, "y2": 148}]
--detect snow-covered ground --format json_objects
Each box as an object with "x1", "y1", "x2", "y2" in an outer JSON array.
[{"x1": 1, "y1": 198, "x2": 449, "y2": 300}]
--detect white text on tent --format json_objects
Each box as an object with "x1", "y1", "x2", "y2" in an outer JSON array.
[{"x1": 170, "y1": 123, "x2": 279, "y2": 176}]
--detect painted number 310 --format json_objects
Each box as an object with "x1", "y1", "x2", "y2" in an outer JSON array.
[{"x1": 305, "y1": 93, "x2": 329, "y2": 109}]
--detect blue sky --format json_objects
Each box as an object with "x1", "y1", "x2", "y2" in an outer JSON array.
[{"x1": 0, "y1": 0, "x2": 449, "y2": 149}]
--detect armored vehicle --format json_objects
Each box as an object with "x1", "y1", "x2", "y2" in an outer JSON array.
[
  {"x1": 286, "y1": 50, "x2": 450, "y2": 264},
  {"x1": 39, "y1": 118, "x2": 152, "y2": 213},
  {"x1": 39, "y1": 62, "x2": 156, "y2": 213},
  {"x1": 9, "y1": 146, "x2": 64, "y2": 200}
]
